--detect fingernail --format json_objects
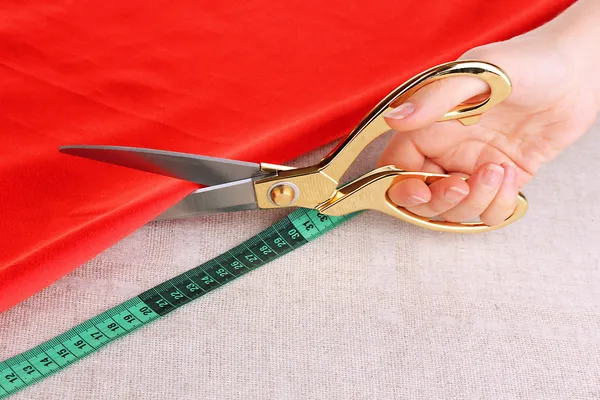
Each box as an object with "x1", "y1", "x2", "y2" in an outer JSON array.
[
  {"x1": 501, "y1": 163, "x2": 516, "y2": 182},
  {"x1": 444, "y1": 186, "x2": 468, "y2": 203},
  {"x1": 383, "y1": 102, "x2": 415, "y2": 119},
  {"x1": 482, "y1": 164, "x2": 504, "y2": 186},
  {"x1": 408, "y1": 195, "x2": 427, "y2": 205}
]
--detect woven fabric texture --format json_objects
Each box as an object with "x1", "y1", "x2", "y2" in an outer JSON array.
[{"x1": 1, "y1": 118, "x2": 599, "y2": 399}]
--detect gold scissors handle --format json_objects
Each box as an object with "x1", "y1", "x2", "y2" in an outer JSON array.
[{"x1": 254, "y1": 60, "x2": 528, "y2": 233}]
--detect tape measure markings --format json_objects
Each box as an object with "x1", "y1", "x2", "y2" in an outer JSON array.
[{"x1": 0, "y1": 209, "x2": 356, "y2": 398}]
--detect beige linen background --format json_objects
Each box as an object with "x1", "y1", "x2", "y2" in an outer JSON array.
[{"x1": 1, "y1": 118, "x2": 600, "y2": 399}]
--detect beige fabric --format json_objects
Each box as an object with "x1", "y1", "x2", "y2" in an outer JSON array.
[{"x1": 1, "y1": 118, "x2": 600, "y2": 399}]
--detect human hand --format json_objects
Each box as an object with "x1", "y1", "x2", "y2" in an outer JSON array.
[{"x1": 379, "y1": 30, "x2": 599, "y2": 226}]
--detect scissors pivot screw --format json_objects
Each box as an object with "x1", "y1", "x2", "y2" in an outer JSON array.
[{"x1": 268, "y1": 182, "x2": 299, "y2": 206}]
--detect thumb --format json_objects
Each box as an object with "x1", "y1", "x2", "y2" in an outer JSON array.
[{"x1": 383, "y1": 74, "x2": 489, "y2": 132}]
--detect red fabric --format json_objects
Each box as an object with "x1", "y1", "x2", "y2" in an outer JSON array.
[{"x1": 0, "y1": 0, "x2": 575, "y2": 312}]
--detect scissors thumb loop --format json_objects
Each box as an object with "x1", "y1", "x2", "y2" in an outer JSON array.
[
  {"x1": 319, "y1": 60, "x2": 512, "y2": 184},
  {"x1": 389, "y1": 59, "x2": 512, "y2": 126}
]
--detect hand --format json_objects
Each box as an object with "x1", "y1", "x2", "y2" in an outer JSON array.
[{"x1": 379, "y1": 32, "x2": 599, "y2": 226}]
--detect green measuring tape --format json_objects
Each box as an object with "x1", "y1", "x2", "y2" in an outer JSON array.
[{"x1": 0, "y1": 208, "x2": 358, "y2": 398}]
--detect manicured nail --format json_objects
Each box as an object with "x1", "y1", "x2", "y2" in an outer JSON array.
[
  {"x1": 408, "y1": 195, "x2": 427, "y2": 205},
  {"x1": 383, "y1": 102, "x2": 415, "y2": 119},
  {"x1": 482, "y1": 164, "x2": 504, "y2": 186},
  {"x1": 501, "y1": 162, "x2": 516, "y2": 182},
  {"x1": 444, "y1": 186, "x2": 468, "y2": 203}
]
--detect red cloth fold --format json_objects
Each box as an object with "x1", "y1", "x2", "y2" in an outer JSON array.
[{"x1": 0, "y1": 0, "x2": 575, "y2": 312}]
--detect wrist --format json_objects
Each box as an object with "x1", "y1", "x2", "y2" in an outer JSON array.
[{"x1": 534, "y1": 1, "x2": 600, "y2": 110}]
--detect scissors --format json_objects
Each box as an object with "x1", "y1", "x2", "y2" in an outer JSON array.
[{"x1": 59, "y1": 60, "x2": 528, "y2": 233}]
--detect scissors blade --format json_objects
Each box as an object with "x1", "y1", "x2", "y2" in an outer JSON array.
[
  {"x1": 153, "y1": 178, "x2": 259, "y2": 220},
  {"x1": 59, "y1": 145, "x2": 270, "y2": 186}
]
